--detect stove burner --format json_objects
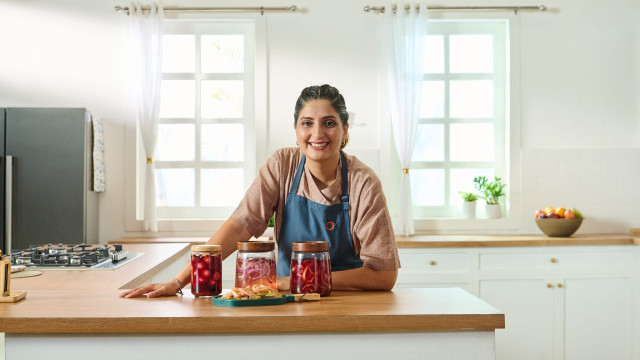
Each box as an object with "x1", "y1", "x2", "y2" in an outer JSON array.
[{"x1": 10, "y1": 244, "x2": 129, "y2": 268}]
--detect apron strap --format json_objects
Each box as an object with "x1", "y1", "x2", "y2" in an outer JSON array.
[
  {"x1": 290, "y1": 153, "x2": 349, "y2": 211},
  {"x1": 288, "y1": 155, "x2": 306, "y2": 197},
  {"x1": 340, "y1": 152, "x2": 349, "y2": 211}
]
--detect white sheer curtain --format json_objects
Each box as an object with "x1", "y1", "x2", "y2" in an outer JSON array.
[
  {"x1": 129, "y1": 2, "x2": 164, "y2": 232},
  {"x1": 381, "y1": 2, "x2": 428, "y2": 235}
]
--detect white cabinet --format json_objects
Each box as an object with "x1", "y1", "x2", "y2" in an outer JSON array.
[
  {"x1": 397, "y1": 245, "x2": 637, "y2": 360},
  {"x1": 562, "y1": 276, "x2": 631, "y2": 360},
  {"x1": 396, "y1": 248, "x2": 473, "y2": 292},
  {"x1": 479, "y1": 277, "x2": 554, "y2": 360},
  {"x1": 477, "y1": 248, "x2": 635, "y2": 360}
]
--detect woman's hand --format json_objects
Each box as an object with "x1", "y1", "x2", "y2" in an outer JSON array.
[
  {"x1": 119, "y1": 280, "x2": 181, "y2": 298},
  {"x1": 277, "y1": 276, "x2": 290, "y2": 291}
]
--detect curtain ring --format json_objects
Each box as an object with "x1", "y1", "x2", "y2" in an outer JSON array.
[{"x1": 402, "y1": 168, "x2": 409, "y2": 174}]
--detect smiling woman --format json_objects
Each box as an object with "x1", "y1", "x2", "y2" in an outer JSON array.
[
  {"x1": 293, "y1": 85, "x2": 350, "y2": 187},
  {"x1": 120, "y1": 84, "x2": 401, "y2": 299}
]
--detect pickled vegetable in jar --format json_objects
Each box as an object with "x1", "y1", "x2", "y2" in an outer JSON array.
[
  {"x1": 235, "y1": 240, "x2": 277, "y2": 289},
  {"x1": 290, "y1": 241, "x2": 332, "y2": 297},
  {"x1": 191, "y1": 245, "x2": 222, "y2": 297}
]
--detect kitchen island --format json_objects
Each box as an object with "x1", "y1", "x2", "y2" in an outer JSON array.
[{"x1": 1, "y1": 243, "x2": 505, "y2": 360}]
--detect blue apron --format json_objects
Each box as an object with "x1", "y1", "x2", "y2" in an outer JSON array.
[{"x1": 277, "y1": 153, "x2": 364, "y2": 277}]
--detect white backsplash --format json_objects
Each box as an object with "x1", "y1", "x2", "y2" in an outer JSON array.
[{"x1": 520, "y1": 148, "x2": 640, "y2": 234}]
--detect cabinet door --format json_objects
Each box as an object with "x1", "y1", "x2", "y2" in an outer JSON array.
[
  {"x1": 397, "y1": 249, "x2": 471, "y2": 290},
  {"x1": 480, "y1": 278, "x2": 554, "y2": 360},
  {"x1": 562, "y1": 276, "x2": 631, "y2": 360}
]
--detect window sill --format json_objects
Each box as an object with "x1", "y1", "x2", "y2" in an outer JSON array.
[{"x1": 396, "y1": 217, "x2": 521, "y2": 235}]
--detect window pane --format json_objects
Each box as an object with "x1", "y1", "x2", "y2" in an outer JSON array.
[
  {"x1": 412, "y1": 124, "x2": 444, "y2": 161},
  {"x1": 160, "y1": 80, "x2": 195, "y2": 118},
  {"x1": 156, "y1": 124, "x2": 195, "y2": 161},
  {"x1": 410, "y1": 169, "x2": 444, "y2": 206},
  {"x1": 450, "y1": 80, "x2": 493, "y2": 118},
  {"x1": 155, "y1": 168, "x2": 195, "y2": 206},
  {"x1": 419, "y1": 81, "x2": 445, "y2": 118},
  {"x1": 201, "y1": 169, "x2": 244, "y2": 206},
  {"x1": 201, "y1": 35, "x2": 244, "y2": 73},
  {"x1": 424, "y1": 35, "x2": 444, "y2": 73},
  {"x1": 450, "y1": 168, "x2": 494, "y2": 205},
  {"x1": 162, "y1": 35, "x2": 195, "y2": 73},
  {"x1": 201, "y1": 80, "x2": 244, "y2": 118},
  {"x1": 450, "y1": 123, "x2": 494, "y2": 161},
  {"x1": 450, "y1": 34, "x2": 493, "y2": 73},
  {"x1": 201, "y1": 124, "x2": 244, "y2": 161}
]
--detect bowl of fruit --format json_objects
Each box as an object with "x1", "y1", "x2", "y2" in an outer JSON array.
[{"x1": 534, "y1": 206, "x2": 583, "y2": 237}]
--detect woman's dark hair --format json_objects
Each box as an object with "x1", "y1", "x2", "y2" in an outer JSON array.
[{"x1": 293, "y1": 84, "x2": 349, "y2": 127}]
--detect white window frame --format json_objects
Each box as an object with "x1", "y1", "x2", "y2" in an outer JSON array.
[
  {"x1": 381, "y1": 12, "x2": 522, "y2": 234},
  {"x1": 413, "y1": 20, "x2": 507, "y2": 219},
  {"x1": 125, "y1": 14, "x2": 267, "y2": 234}
]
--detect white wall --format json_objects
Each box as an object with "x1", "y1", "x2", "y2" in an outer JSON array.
[{"x1": 0, "y1": 0, "x2": 638, "y2": 241}]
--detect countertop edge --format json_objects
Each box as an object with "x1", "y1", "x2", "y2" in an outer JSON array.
[
  {"x1": 111, "y1": 234, "x2": 638, "y2": 248},
  {"x1": 119, "y1": 244, "x2": 191, "y2": 289},
  {"x1": 0, "y1": 314, "x2": 505, "y2": 333}
]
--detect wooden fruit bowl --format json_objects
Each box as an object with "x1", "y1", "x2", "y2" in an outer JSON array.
[{"x1": 535, "y1": 218, "x2": 583, "y2": 237}]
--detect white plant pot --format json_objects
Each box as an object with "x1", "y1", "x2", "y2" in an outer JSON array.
[
  {"x1": 462, "y1": 201, "x2": 476, "y2": 219},
  {"x1": 485, "y1": 204, "x2": 502, "y2": 219}
]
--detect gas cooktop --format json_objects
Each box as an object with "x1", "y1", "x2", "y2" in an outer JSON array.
[{"x1": 10, "y1": 243, "x2": 144, "y2": 270}]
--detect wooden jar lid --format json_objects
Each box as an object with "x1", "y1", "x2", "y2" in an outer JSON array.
[
  {"x1": 191, "y1": 245, "x2": 222, "y2": 253},
  {"x1": 292, "y1": 241, "x2": 329, "y2": 252},
  {"x1": 237, "y1": 240, "x2": 275, "y2": 252}
]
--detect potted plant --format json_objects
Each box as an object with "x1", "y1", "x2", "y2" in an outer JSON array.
[
  {"x1": 458, "y1": 191, "x2": 479, "y2": 219},
  {"x1": 262, "y1": 213, "x2": 275, "y2": 239},
  {"x1": 473, "y1": 176, "x2": 507, "y2": 218}
]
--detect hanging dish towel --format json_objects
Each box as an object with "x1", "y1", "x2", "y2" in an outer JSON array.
[{"x1": 91, "y1": 113, "x2": 106, "y2": 192}]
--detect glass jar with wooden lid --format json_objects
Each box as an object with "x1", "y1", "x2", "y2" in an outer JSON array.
[
  {"x1": 290, "y1": 241, "x2": 332, "y2": 297},
  {"x1": 190, "y1": 245, "x2": 222, "y2": 297},
  {"x1": 235, "y1": 240, "x2": 277, "y2": 289}
]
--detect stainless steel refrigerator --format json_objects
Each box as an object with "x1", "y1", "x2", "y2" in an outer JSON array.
[{"x1": 1, "y1": 108, "x2": 98, "y2": 253}]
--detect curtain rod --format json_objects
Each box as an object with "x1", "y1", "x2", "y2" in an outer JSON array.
[
  {"x1": 363, "y1": 4, "x2": 546, "y2": 14},
  {"x1": 114, "y1": 5, "x2": 297, "y2": 15}
]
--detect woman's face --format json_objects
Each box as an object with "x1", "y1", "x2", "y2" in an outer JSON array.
[{"x1": 295, "y1": 99, "x2": 348, "y2": 166}]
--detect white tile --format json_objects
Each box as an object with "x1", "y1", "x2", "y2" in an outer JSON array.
[
  {"x1": 583, "y1": 148, "x2": 625, "y2": 162},
  {"x1": 520, "y1": 176, "x2": 540, "y2": 192},
  {"x1": 540, "y1": 148, "x2": 582, "y2": 162},
  {"x1": 521, "y1": 148, "x2": 540, "y2": 162},
  {"x1": 521, "y1": 162, "x2": 561, "y2": 177},
  {"x1": 623, "y1": 176, "x2": 640, "y2": 190},
  {"x1": 605, "y1": 190, "x2": 640, "y2": 205},
  {"x1": 561, "y1": 162, "x2": 604, "y2": 177}
]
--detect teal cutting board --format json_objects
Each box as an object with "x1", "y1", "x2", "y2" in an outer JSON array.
[{"x1": 212, "y1": 294, "x2": 295, "y2": 307}]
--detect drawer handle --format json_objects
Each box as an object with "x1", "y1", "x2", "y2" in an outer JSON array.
[
  {"x1": 550, "y1": 258, "x2": 558, "y2": 263},
  {"x1": 557, "y1": 283, "x2": 563, "y2": 288},
  {"x1": 429, "y1": 260, "x2": 437, "y2": 266},
  {"x1": 547, "y1": 283, "x2": 553, "y2": 288}
]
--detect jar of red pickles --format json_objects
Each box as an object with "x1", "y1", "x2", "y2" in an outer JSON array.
[
  {"x1": 190, "y1": 245, "x2": 222, "y2": 297},
  {"x1": 290, "y1": 241, "x2": 332, "y2": 297},
  {"x1": 235, "y1": 240, "x2": 277, "y2": 289}
]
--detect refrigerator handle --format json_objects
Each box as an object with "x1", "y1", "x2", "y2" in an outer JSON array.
[{"x1": 5, "y1": 155, "x2": 12, "y2": 254}]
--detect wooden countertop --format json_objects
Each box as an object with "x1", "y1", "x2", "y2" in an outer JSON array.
[
  {"x1": 10, "y1": 243, "x2": 191, "y2": 290},
  {"x1": 110, "y1": 233, "x2": 637, "y2": 248},
  {"x1": 0, "y1": 288, "x2": 504, "y2": 333},
  {"x1": 396, "y1": 233, "x2": 637, "y2": 248}
]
